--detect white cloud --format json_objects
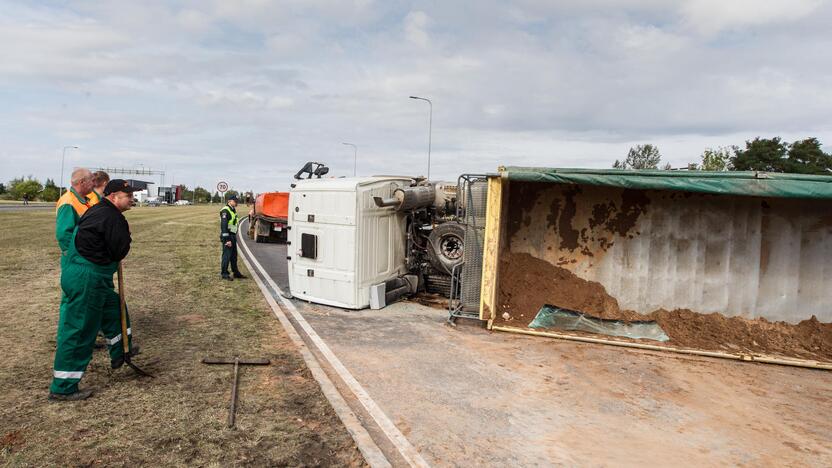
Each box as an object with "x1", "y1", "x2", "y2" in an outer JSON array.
[
  {"x1": 176, "y1": 9, "x2": 214, "y2": 33},
  {"x1": 0, "y1": 17, "x2": 130, "y2": 80},
  {"x1": 613, "y1": 24, "x2": 688, "y2": 55},
  {"x1": 404, "y1": 11, "x2": 431, "y2": 48},
  {"x1": 265, "y1": 32, "x2": 308, "y2": 55},
  {"x1": 680, "y1": 0, "x2": 825, "y2": 35},
  {"x1": 1, "y1": 0, "x2": 831, "y2": 192}
]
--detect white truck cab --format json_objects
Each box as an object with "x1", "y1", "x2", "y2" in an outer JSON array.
[{"x1": 287, "y1": 176, "x2": 411, "y2": 309}]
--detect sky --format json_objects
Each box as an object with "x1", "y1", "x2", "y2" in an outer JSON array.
[{"x1": 1, "y1": 0, "x2": 831, "y2": 193}]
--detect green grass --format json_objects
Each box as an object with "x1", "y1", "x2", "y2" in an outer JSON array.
[{"x1": 0, "y1": 205, "x2": 364, "y2": 466}]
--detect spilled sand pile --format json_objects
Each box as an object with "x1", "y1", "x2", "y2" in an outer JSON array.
[{"x1": 497, "y1": 252, "x2": 832, "y2": 361}]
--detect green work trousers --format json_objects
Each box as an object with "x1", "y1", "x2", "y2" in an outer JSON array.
[{"x1": 50, "y1": 232, "x2": 131, "y2": 394}]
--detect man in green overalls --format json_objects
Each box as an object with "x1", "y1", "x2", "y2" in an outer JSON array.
[
  {"x1": 220, "y1": 195, "x2": 246, "y2": 280},
  {"x1": 55, "y1": 168, "x2": 94, "y2": 255},
  {"x1": 50, "y1": 180, "x2": 139, "y2": 401}
]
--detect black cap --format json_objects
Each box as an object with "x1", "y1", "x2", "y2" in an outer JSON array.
[
  {"x1": 227, "y1": 195, "x2": 238, "y2": 201},
  {"x1": 104, "y1": 179, "x2": 139, "y2": 195}
]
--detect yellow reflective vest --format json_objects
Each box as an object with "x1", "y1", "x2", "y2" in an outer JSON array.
[{"x1": 221, "y1": 205, "x2": 238, "y2": 234}]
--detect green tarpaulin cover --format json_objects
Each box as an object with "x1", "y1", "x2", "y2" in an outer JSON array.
[{"x1": 502, "y1": 167, "x2": 832, "y2": 200}]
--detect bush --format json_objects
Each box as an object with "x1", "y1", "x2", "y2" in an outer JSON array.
[{"x1": 9, "y1": 177, "x2": 43, "y2": 200}]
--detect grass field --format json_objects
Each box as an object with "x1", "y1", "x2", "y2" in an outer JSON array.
[
  {"x1": 0, "y1": 200, "x2": 51, "y2": 205},
  {"x1": 0, "y1": 205, "x2": 364, "y2": 466}
]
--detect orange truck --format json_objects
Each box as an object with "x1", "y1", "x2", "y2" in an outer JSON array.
[{"x1": 248, "y1": 192, "x2": 289, "y2": 243}]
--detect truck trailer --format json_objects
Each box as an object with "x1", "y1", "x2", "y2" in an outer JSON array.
[{"x1": 248, "y1": 191, "x2": 290, "y2": 243}]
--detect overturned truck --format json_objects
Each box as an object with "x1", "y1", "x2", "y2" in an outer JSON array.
[
  {"x1": 478, "y1": 168, "x2": 832, "y2": 364},
  {"x1": 286, "y1": 168, "x2": 461, "y2": 310}
]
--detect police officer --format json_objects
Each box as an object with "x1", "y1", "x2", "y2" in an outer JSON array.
[
  {"x1": 220, "y1": 195, "x2": 246, "y2": 280},
  {"x1": 50, "y1": 179, "x2": 139, "y2": 401}
]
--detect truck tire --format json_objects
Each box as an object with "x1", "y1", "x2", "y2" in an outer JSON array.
[
  {"x1": 254, "y1": 220, "x2": 267, "y2": 243},
  {"x1": 427, "y1": 222, "x2": 465, "y2": 275}
]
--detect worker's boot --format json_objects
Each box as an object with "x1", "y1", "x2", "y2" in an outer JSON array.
[
  {"x1": 49, "y1": 388, "x2": 95, "y2": 401},
  {"x1": 233, "y1": 273, "x2": 247, "y2": 279},
  {"x1": 111, "y1": 345, "x2": 142, "y2": 369}
]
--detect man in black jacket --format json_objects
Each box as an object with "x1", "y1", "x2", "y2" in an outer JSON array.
[
  {"x1": 220, "y1": 195, "x2": 246, "y2": 280},
  {"x1": 49, "y1": 179, "x2": 139, "y2": 401}
]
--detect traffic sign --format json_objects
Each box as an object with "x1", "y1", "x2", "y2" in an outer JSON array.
[{"x1": 217, "y1": 181, "x2": 229, "y2": 192}]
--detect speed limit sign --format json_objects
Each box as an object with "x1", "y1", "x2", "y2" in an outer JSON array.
[{"x1": 217, "y1": 181, "x2": 229, "y2": 193}]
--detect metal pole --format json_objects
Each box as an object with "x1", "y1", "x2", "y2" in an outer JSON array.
[
  {"x1": 60, "y1": 146, "x2": 78, "y2": 196},
  {"x1": 409, "y1": 96, "x2": 432, "y2": 180},
  {"x1": 342, "y1": 142, "x2": 358, "y2": 176}
]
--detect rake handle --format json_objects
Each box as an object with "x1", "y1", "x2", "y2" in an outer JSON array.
[
  {"x1": 117, "y1": 262, "x2": 129, "y2": 355},
  {"x1": 229, "y1": 358, "x2": 240, "y2": 428}
]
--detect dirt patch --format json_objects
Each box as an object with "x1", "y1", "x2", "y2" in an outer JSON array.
[
  {"x1": 409, "y1": 293, "x2": 450, "y2": 310},
  {"x1": 557, "y1": 188, "x2": 581, "y2": 251},
  {"x1": 607, "y1": 189, "x2": 651, "y2": 236},
  {"x1": 176, "y1": 313, "x2": 206, "y2": 324},
  {"x1": 650, "y1": 309, "x2": 832, "y2": 360},
  {"x1": 496, "y1": 252, "x2": 832, "y2": 361},
  {"x1": 506, "y1": 181, "x2": 545, "y2": 243},
  {"x1": 1, "y1": 430, "x2": 24, "y2": 453},
  {"x1": 582, "y1": 189, "x2": 650, "y2": 238},
  {"x1": 507, "y1": 182, "x2": 654, "y2": 265}
]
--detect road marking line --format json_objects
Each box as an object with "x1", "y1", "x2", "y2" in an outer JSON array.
[
  {"x1": 239, "y1": 220, "x2": 430, "y2": 468},
  {"x1": 238, "y1": 228, "x2": 391, "y2": 468}
]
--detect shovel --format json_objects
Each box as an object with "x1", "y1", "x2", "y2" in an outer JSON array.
[{"x1": 117, "y1": 262, "x2": 153, "y2": 377}]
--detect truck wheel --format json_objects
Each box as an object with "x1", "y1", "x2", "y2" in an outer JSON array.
[
  {"x1": 254, "y1": 220, "x2": 266, "y2": 243},
  {"x1": 427, "y1": 222, "x2": 465, "y2": 275}
]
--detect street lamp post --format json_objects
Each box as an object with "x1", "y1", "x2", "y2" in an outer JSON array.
[
  {"x1": 342, "y1": 142, "x2": 358, "y2": 176},
  {"x1": 409, "y1": 95, "x2": 432, "y2": 180},
  {"x1": 60, "y1": 145, "x2": 79, "y2": 196}
]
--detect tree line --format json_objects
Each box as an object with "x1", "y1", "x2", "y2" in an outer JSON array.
[
  {"x1": 0, "y1": 177, "x2": 249, "y2": 204},
  {"x1": 613, "y1": 137, "x2": 832, "y2": 174},
  {"x1": 0, "y1": 177, "x2": 62, "y2": 201}
]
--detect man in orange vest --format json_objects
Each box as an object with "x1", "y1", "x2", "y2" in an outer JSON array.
[
  {"x1": 87, "y1": 171, "x2": 110, "y2": 206},
  {"x1": 56, "y1": 168, "x2": 94, "y2": 254}
]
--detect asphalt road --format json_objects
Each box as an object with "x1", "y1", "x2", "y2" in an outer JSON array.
[
  {"x1": 238, "y1": 219, "x2": 289, "y2": 291},
  {"x1": 238, "y1": 218, "x2": 832, "y2": 467}
]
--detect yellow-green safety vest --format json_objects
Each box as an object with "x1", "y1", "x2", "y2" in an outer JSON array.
[{"x1": 222, "y1": 206, "x2": 238, "y2": 234}]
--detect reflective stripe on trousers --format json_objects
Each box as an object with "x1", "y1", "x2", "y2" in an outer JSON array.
[
  {"x1": 53, "y1": 370, "x2": 84, "y2": 379},
  {"x1": 106, "y1": 327, "x2": 132, "y2": 346}
]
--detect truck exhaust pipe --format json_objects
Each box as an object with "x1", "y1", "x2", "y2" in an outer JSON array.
[{"x1": 373, "y1": 186, "x2": 436, "y2": 211}]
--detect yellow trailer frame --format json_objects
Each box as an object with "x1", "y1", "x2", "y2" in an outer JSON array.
[{"x1": 478, "y1": 173, "x2": 505, "y2": 327}]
